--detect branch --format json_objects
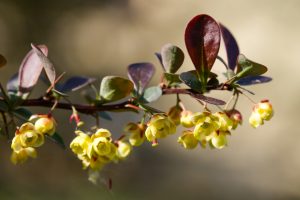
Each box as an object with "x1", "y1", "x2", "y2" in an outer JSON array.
[{"x1": 21, "y1": 98, "x2": 137, "y2": 114}]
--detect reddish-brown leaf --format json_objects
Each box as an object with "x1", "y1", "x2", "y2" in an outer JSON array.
[{"x1": 185, "y1": 14, "x2": 221, "y2": 73}]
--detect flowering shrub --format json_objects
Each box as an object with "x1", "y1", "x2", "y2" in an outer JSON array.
[{"x1": 0, "y1": 14, "x2": 273, "y2": 187}]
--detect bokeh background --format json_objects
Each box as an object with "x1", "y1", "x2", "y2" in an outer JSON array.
[{"x1": 0, "y1": 0, "x2": 298, "y2": 199}]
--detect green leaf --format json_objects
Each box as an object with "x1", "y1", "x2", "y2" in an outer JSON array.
[
  {"x1": 13, "y1": 108, "x2": 32, "y2": 120},
  {"x1": 47, "y1": 132, "x2": 66, "y2": 149},
  {"x1": 235, "y1": 54, "x2": 268, "y2": 80},
  {"x1": 98, "y1": 111, "x2": 112, "y2": 121},
  {"x1": 100, "y1": 76, "x2": 134, "y2": 103},
  {"x1": 179, "y1": 71, "x2": 202, "y2": 92},
  {"x1": 207, "y1": 77, "x2": 219, "y2": 88},
  {"x1": 0, "y1": 100, "x2": 8, "y2": 112},
  {"x1": 141, "y1": 86, "x2": 162, "y2": 103},
  {"x1": 161, "y1": 44, "x2": 184, "y2": 73},
  {"x1": 163, "y1": 73, "x2": 182, "y2": 87}
]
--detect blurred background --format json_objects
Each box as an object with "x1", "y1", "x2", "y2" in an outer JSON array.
[{"x1": 0, "y1": 0, "x2": 298, "y2": 199}]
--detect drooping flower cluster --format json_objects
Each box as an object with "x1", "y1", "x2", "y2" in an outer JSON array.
[
  {"x1": 11, "y1": 115, "x2": 56, "y2": 164},
  {"x1": 177, "y1": 111, "x2": 235, "y2": 149},
  {"x1": 145, "y1": 114, "x2": 176, "y2": 146},
  {"x1": 70, "y1": 128, "x2": 132, "y2": 171},
  {"x1": 249, "y1": 100, "x2": 273, "y2": 128}
]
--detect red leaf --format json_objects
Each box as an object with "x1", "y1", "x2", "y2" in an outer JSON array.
[
  {"x1": 18, "y1": 45, "x2": 48, "y2": 93},
  {"x1": 185, "y1": 14, "x2": 220, "y2": 73}
]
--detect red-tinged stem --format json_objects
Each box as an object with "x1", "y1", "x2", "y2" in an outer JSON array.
[{"x1": 14, "y1": 86, "x2": 230, "y2": 115}]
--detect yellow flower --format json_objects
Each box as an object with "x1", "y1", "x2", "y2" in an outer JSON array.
[
  {"x1": 145, "y1": 114, "x2": 176, "y2": 143},
  {"x1": 167, "y1": 106, "x2": 183, "y2": 125},
  {"x1": 10, "y1": 147, "x2": 37, "y2": 165},
  {"x1": 78, "y1": 154, "x2": 104, "y2": 170},
  {"x1": 70, "y1": 131, "x2": 92, "y2": 156},
  {"x1": 30, "y1": 115, "x2": 56, "y2": 135},
  {"x1": 12, "y1": 122, "x2": 44, "y2": 150},
  {"x1": 256, "y1": 100, "x2": 273, "y2": 121},
  {"x1": 116, "y1": 141, "x2": 132, "y2": 159},
  {"x1": 213, "y1": 112, "x2": 233, "y2": 131},
  {"x1": 249, "y1": 111, "x2": 263, "y2": 128},
  {"x1": 92, "y1": 128, "x2": 112, "y2": 139},
  {"x1": 193, "y1": 112, "x2": 219, "y2": 141},
  {"x1": 211, "y1": 131, "x2": 229, "y2": 149},
  {"x1": 180, "y1": 110, "x2": 194, "y2": 128},
  {"x1": 124, "y1": 123, "x2": 145, "y2": 146},
  {"x1": 177, "y1": 130, "x2": 198, "y2": 150}
]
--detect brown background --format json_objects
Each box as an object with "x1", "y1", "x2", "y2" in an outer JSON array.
[{"x1": 0, "y1": 0, "x2": 298, "y2": 199}]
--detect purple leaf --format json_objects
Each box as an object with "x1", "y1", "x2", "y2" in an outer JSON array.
[
  {"x1": 18, "y1": 45, "x2": 48, "y2": 93},
  {"x1": 236, "y1": 75, "x2": 272, "y2": 86},
  {"x1": 7, "y1": 73, "x2": 19, "y2": 93},
  {"x1": 31, "y1": 43, "x2": 56, "y2": 87},
  {"x1": 220, "y1": 23, "x2": 240, "y2": 70},
  {"x1": 185, "y1": 14, "x2": 221, "y2": 73},
  {"x1": 127, "y1": 62, "x2": 155, "y2": 94},
  {"x1": 58, "y1": 76, "x2": 96, "y2": 93}
]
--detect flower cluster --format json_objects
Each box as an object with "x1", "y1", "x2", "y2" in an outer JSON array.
[
  {"x1": 145, "y1": 114, "x2": 176, "y2": 146},
  {"x1": 177, "y1": 111, "x2": 235, "y2": 149},
  {"x1": 11, "y1": 115, "x2": 56, "y2": 164},
  {"x1": 249, "y1": 100, "x2": 273, "y2": 128},
  {"x1": 70, "y1": 128, "x2": 132, "y2": 171}
]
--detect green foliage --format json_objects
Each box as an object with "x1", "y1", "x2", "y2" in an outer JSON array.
[{"x1": 100, "y1": 76, "x2": 134, "y2": 103}]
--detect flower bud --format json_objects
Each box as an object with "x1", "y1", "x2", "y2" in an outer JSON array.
[
  {"x1": 256, "y1": 100, "x2": 273, "y2": 121},
  {"x1": 227, "y1": 109, "x2": 243, "y2": 130},
  {"x1": 167, "y1": 106, "x2": 183, "y2": 125},
  {"x1": 177, "y1": 130, "x2": 198, "y2": 150},
  {"x1": 33, "y1": 115, "x2": 56, "y2": 135}
]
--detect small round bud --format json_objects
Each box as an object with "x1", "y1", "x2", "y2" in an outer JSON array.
[
  {"x1": 227, "y1": 109, "x2": 243, "y2": 130},
  {"x1": 256, "y1": 100, "x2": 273, "y2": 121},
  {"x1": 167, "y1": 106, "x2": 183, "y2": 125},
  {"x1": 34, "y1": 116, "x2": 56, "y2": 135}
]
